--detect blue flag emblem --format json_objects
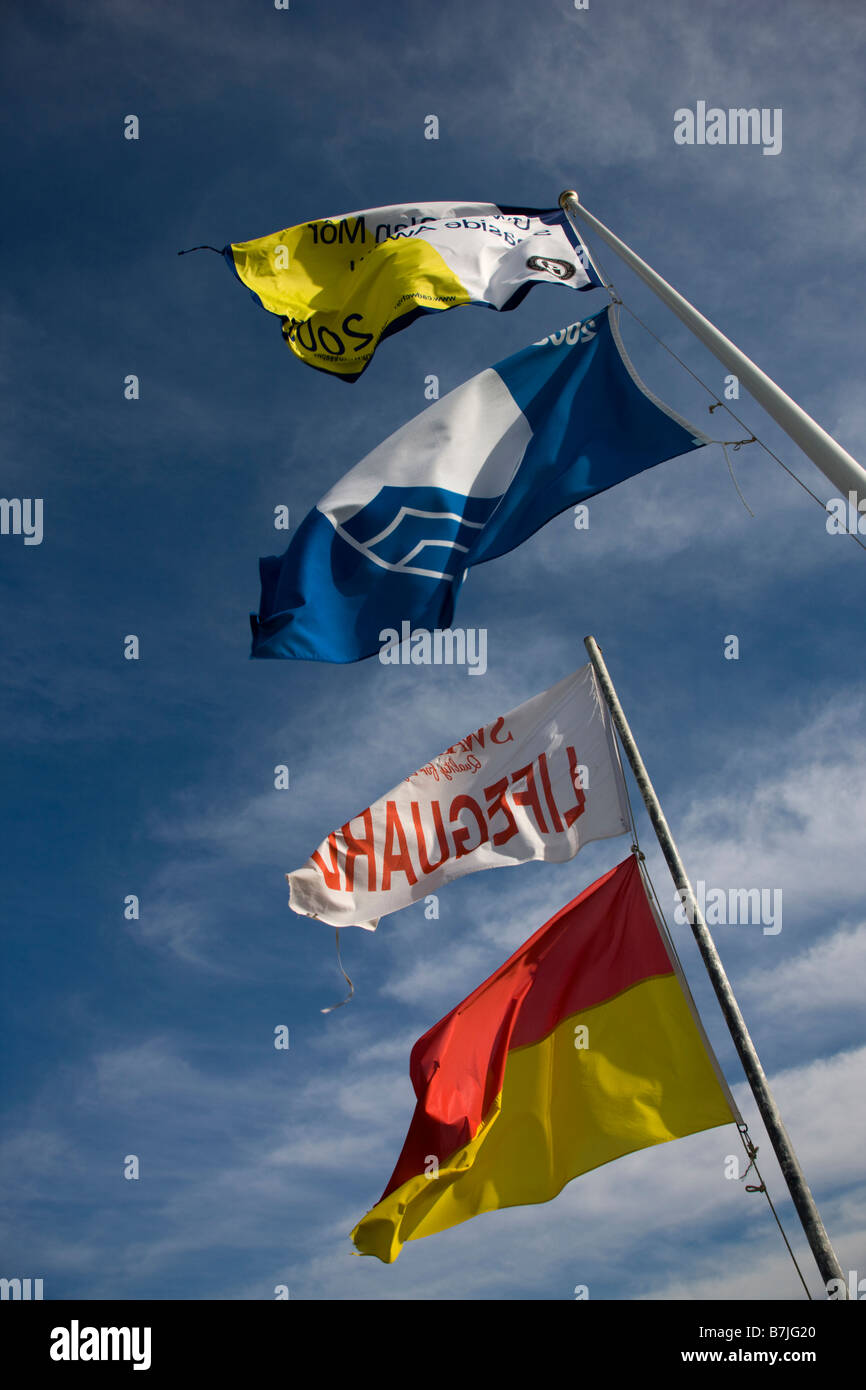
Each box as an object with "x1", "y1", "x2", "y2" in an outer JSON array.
[
  {"x1": 251, "y1": 306, "x2": 706, "y2": 661},
  {"x1": 337, "y1": 487, "x2": 501, "y2": 579}
]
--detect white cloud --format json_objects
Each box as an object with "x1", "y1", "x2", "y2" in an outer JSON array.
[
  {"x1": 2, "y1": 987, "x2": 860, "y2": 1300},
  {"x1": 741, "y1": 921, "x2": 866, "y2": 1016},
  {"x1": 669, "y1": 694, "x2": 866, "y2": 924}
]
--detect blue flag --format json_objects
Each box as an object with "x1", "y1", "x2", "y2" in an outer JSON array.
[{"x1": 251, "y1": 306, "x2": 706, "y2": 660}]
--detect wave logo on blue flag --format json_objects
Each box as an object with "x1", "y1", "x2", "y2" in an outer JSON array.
[
  {"x1": 251, "y1": 306, "x2": 707, "y2": 661},
  {"x1": 337, "y1": 489, "x2": 497, "y2": 580}
]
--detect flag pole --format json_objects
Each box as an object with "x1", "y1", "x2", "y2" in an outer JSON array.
[
  {"x1": 584, "y1": 635, "x2": 847, "y2": 1297},
  {"x1": 560, "y1": 190, "x2": 866, "y2": 510}
]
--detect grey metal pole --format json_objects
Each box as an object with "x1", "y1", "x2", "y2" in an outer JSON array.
[
  {"x1": 584, "y1": 635, "x2": 847, "y2": 1297},
  {"x1": 561, "y1": 190, "x2": 866, "y2": 511}
]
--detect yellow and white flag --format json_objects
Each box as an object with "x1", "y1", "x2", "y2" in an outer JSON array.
[{"x1": 224, "y1": 202, "x2": 599, "y2": 380}]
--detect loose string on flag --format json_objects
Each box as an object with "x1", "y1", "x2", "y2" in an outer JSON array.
[
  {"x1": 719, "y1": 439, "x2": 756, "y2": 517},
  {"x1": 320, "y1": 929, "x2": 355, "y2": 1014},
  {"x1": 735, "y1": 1122, "x2": 812, "y2": 1298},
  {"x1": 612, "y1": 728, "x2": 814, "y2": 1299},
  {"x1": 585, "y1": 241, "x2": 866, "y2": 553}
]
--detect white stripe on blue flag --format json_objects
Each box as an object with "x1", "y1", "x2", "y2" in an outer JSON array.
[{"x1": 251, "y1": 306, "x2": 706, "y2": 661}]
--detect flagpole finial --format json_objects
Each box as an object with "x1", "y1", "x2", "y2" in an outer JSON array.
[{"x1": 559, "y1": 189, "x2": 579, "y2": 208}]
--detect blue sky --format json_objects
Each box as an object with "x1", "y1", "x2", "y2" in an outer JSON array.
[{"x1": 1, "y1": 0, "x2": 864, "y2": 1301}]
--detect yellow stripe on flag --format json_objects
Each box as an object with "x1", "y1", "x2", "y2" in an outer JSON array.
[
  {"x1": 225, "y1": 203, "x2": 598, "y2": 380},
  {"x1": 352, "y1": 974, "x2": 734, "y2": 1263},
  {"x1": 230, "y1": 229, "x2": 471, "y2": 378}
]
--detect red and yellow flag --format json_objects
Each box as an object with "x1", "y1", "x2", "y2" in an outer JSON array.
[{"x1": 351, "y1": 855, "x2": 737, "y2": 1262}]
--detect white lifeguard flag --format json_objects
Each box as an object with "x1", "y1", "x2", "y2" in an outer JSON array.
[{"x1": 288, "y1": 664, "x2": 630, "y2": 930}]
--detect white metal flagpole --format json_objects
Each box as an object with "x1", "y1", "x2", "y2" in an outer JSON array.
[
  {"x1": 560, "y1": 189, "x2": 866, "y2": 512},
  {"x1": 584, "y1": 635, "x2": 847, "y2": 1297}
]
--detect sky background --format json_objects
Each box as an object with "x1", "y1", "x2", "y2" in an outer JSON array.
[{"x1": 1, "y1": 0, "x2": 864, "y2": 1302}]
